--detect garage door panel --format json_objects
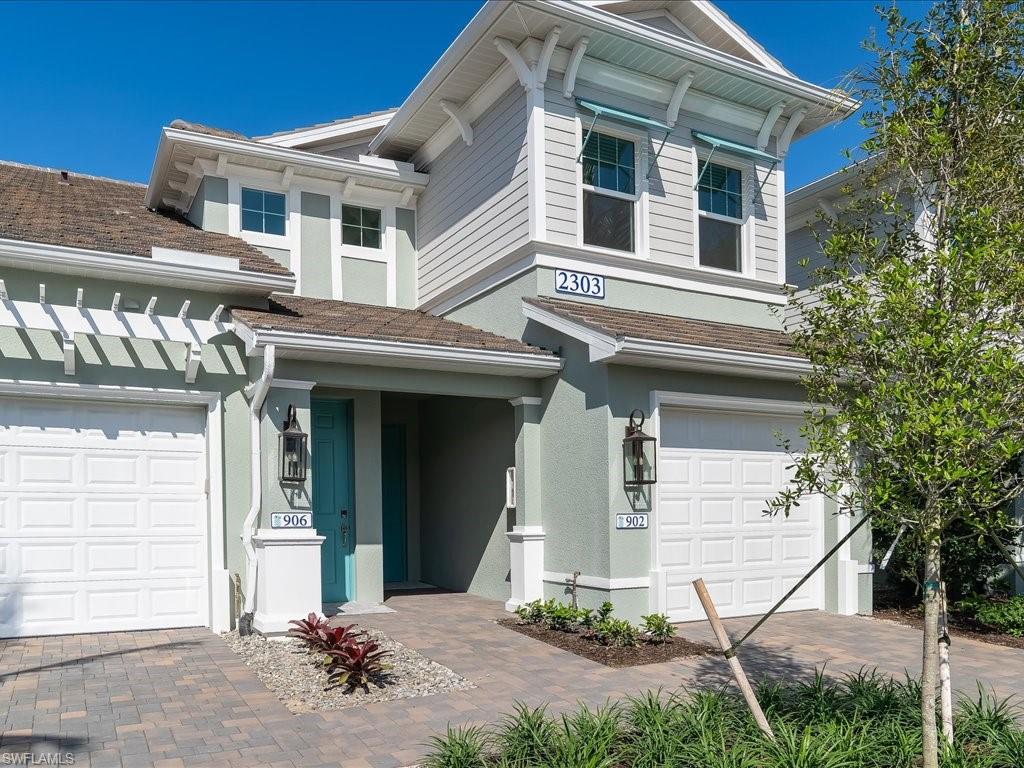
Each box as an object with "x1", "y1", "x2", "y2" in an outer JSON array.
[
  {"x1": 2, "y1": 578, "x2": 206, "y2": 636},
  {"x1": 0, "y1": 397, "x2": 209, "y2": 637},
  {"x1": 657, "y1": 406, "x2": 823, "y2": 622}
]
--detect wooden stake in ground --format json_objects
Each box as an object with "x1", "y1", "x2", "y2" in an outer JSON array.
[
  {"x1": 938, "y1": 581, "x2": 954, "y2": 744},
  {"x1": 692, "y1": 578, "x2": 775, "y2": 741}
]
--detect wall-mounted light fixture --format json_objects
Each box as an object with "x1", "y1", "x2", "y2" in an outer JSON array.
[
  {"x1": 623, "y1": 409, "x2": 656, "y2": 487},
  {"x1": 279, "y1": 404, "x2": 308, "y2": 482}
]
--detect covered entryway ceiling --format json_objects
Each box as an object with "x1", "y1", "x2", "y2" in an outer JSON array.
[
  {"x1": 0, "y1": 397, "x2": 210, "y2": 637},
  {"x1": 655, "y1": 406, "x2": 823, "y2": 622}
]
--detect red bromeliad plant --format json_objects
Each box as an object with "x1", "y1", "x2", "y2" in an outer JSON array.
[
  {"x1": 287, "y1": 613, "x2": 330, "y2": 645},
  {"x1": 326, "y1": 638, "x2": 391, "y2": 689}
]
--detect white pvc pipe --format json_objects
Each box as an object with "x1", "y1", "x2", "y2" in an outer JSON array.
[{"x1": 242, "y1": 344, "x2": 275, "y2": 616}]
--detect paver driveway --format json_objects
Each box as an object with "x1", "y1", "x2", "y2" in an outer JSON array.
[{"x1": 1, "y1": 592, "x2": 1022, "y2": 767}]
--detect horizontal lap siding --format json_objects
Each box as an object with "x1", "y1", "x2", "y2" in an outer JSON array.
[
  {"x1": 544, "y1": 81, "x2": 781, "y2": 282},
  {"x1": 785, "y1": 223, "x2": 827, "y2": 289},
  {"x1": 545, "y1": 77, "x2": 579, "y2": 246},
  {"x1": 417, "y1": 86, "x2": 530, "y2": 305}
]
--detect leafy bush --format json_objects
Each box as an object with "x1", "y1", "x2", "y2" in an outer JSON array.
[
  {"x1": 873, "y1": 516, "x2": 1022, "y2": 603},
  {"x1": 956, "y1": 595, "x2": 1024, "y2": 637},
  {"x1": 423, "y1": 670, "x2": 1024, "y2": 768},
  {"x1": 640, "y1": 613, "x2": 676, "y2": 644},
  {"x1": 592, "y1": 617, "x2": 639, "y2": 647},
  {"x1": 514, "y1": 598, "x2": 554, "y2": 625},
  {"x1": 597, "y1": 600, "x2": 614, "y2": 621}
]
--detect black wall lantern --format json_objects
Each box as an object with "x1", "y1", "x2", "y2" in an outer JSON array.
[
  {"x1": 279, "y1": 404, "x2": 308, "y2": 483},
  {"x1": 623, "y1": 409, "x2": 657, "y2": 487}
]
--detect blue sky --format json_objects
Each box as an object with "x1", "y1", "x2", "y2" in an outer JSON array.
[{"x1": 0, "y1": 1, "x2": 926, "y2": 191}]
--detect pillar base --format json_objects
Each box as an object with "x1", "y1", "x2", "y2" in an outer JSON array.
[
  {"x1": 506, "y1": 526, "x2": 544, "y2": 611},
  {"x1": 253, "y1": 528, "x2": 325, "y2": 634}
]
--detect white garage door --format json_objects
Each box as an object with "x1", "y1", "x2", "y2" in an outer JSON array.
[
  {"x1": 656, "y1": 407, "x2": 823, "y2": 622},
  {"x1": 0, "y1": 396, "x2": 209, "y2": 637}
]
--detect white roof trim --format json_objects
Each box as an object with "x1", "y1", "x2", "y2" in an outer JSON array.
[
  {"x1": 254, "y1": 111, "x2": 397, "y2": 149},
  {"x1": 0, "y1": 237, "x2": 295, "y2": 295},
  {"x1": 689, "y1": 0, "x2": 791, "y2": 76},
  {"x1": 145, "y1": 127, "x2": 428, "y2": 210},
  {"x1": 522, "y1": 299, "x2": 807, "y2": 380},
  {"x1": 372, "y1": 0, "x2": 856, "y2": 156},
  {"x1": 233, "y1": 320, "x2": 562, "y2": 379}
]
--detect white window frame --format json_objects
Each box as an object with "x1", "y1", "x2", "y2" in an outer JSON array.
[
  {"x1": 691, "y1": 149, "x2": 754, "y2": 278},
  {"x1": 575, "y1": 118, "x2": 650, "y2": 260},
  {"x1": 227, "y1": 175, "x2": 294, "y2": 251},
  {"x1": 333, "y1": 196, "x2": 397, "y2": 306}
]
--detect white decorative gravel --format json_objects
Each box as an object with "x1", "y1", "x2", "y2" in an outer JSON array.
[{"x1": 222, "y1": 627, "x2": 473, "y2": 713}]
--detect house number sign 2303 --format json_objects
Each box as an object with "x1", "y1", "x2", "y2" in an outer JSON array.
[{"x1": 555, "y1": 269, "x2": 605, "y2": 298}]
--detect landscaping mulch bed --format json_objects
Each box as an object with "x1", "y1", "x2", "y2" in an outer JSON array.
[
  {"x1": 498, "y1": 618, "x2": 714, "y2": 667},
  {"x1": 873, "y1": 606, "x2": 1024, "y2": 650},
  {"x1": 223, "y1": 627, "x2": 473, "y2": 713}
]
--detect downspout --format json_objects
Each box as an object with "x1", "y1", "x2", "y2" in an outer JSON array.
[{"x1": 238, "y1": 342, "x2": 275, "y2": 635}]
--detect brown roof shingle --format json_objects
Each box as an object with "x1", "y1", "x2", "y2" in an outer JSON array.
[
  {"x1": 232, "y1": 294, "x2": 556, "y2": 356},
  {"x1": 0, "y1": 161, "x2": 291, "y2": 276},
  {"x1": 525, "y1": 296, "x2": 799, "y2": 358}
]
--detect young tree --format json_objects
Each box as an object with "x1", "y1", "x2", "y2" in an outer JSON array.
[{"x1": 771, "y1": 2, "x2": 1024, "y2": 766}]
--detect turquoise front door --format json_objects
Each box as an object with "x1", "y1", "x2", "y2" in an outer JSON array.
[
  {"x1": 381, "y1": 424, "x2": 407, "y2": 584},
  {"x1": 311, "y1": 399, "x2": 354, "y2": 603}
]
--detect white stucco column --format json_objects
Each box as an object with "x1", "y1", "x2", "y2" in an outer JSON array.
[
  {"x1": 835, "y1": 510, "x2": 860, "y2": 616},
  {"x1": 252, "y1": 528, "x2": 326, "y2": 634},
  {"x1": 507, "y1": 396, "x2": 544, "y2": 611}
]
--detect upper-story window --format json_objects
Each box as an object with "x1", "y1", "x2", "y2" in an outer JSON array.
[
  {"x1": 581, "y1": 132, "x2": 636, "y2": 253},
  {"x1": 241, "y1": 188, "x2": 286, "y2": 236},
  {"x1": 342, "y1": 204, "x2": 382, "y2": 249},
  {"x1": 697, "y1": 161, "x2": 743, "y2": 272}
]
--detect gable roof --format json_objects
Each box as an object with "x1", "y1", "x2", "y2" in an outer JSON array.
[
  {"x1": 254, "y1": 109, "x2": 398, "y2": 149},
  {"x1": 591, "y1": 1, "x2": 791, "y2": 75},
  {"x1": 524, "y1": 296, "x2": 799, "y2": 358},
  {"x1": 233, "y1": 293, "x2": 556, "y2": 357},
  {"x1": 371, "y1": 0, "x2": 856, "y2": 160},
  {"x1": 0, "y1": 161, "x2": 291, "y2": 276}
]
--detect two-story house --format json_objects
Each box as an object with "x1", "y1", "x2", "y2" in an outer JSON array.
[{"x1": 0, "y1": 0, "x2": 867, "y2": 639}]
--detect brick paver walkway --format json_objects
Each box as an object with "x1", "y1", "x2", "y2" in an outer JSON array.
[{"x1": 1, "y1": 592, "x2": 1021, "y2": 767}]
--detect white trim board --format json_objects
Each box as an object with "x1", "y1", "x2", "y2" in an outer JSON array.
[
  {"x1": 233, "y1": 321, "x2": 562, "y2": 379},
  {"x1": 543, "y1": 572, "x2": 649, "y2": 591},
  {"x1": 0, "y1": 379, "x2": 229, "y2": 634},
  {"x1": 0, "y1": 237, "x2": 294, "y2": 295}
]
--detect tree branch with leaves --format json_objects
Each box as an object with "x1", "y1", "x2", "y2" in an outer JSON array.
[{"x1": 770, "y1": 2, "x2": 1024, "y2": 766}]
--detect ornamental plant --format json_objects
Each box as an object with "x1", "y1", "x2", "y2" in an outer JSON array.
[
  {"x1": 770, "y1": 3, "x2": 1024, "y2": 765},
  {"x1": 640, "y1": 613, "x2": 676, "y2": 644},
  {"x1": 326, "y1": 637, "x2": 391, "y2": 689}
]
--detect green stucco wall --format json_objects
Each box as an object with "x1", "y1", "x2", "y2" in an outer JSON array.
[
  {"x1": 342, "y1": 258, "x2": 387, "y2": 306},
  {"x1": 301, "y1": 191, "x2": 332, "y2": 298},
  {"x1": 187, "y1": 176, "x2": 229, "y2": 234},
  {"x1": 396, "y1": 208, "x2": 416, "y2": 309}
]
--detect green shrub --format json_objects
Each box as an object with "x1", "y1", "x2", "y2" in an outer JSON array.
[
  {"x1": 422, "y1": 672, "x2": 1024, "y2": 768},
  {"x1": 640, "y1": 613, "x2": 676, "y2": 644},
  {"x1": 956, "y1": 595, "x2": 1024, "y2": 637},
  {"x1": 593, "y1": 617, "x2": 639, "y2": 647},
  {"x1": 597, "y1": 600, "x2": 614, "y2": 621},
  {"x1": 545, "y1": 602, "x2": 580, "y2": 632},
  {"x1": 514, "y1": 598, "x2": 554, "y2": 625}
]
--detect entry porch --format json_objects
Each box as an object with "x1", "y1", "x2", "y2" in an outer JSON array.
[{"x1": 230, "y1": 294, "x2": 560, "y2": 632}]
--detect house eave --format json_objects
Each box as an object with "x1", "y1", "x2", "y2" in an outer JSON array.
[
  {"x1": 0, "y1": 237, "x2": 295, "y2": 296},
  {"x1": 233, "y1": 322, "x2": 563, "y2": 379},
  {"x1": 522, "y1": 299, "x2": 807, "y2": 380},
  {"x1": 371, "y1": 0, "x2": 858, "y2": 158},
  {"x1": 610, "y1": 337, "x2": 810, "y2": 380},
  {"x1": 144, "y1": 127, "x2": 430, "y2": 211}
]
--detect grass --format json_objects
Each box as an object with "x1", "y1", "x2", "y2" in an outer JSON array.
[{"x1": 422, "y1": 669, "x2": 1023, "y2": 768}]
